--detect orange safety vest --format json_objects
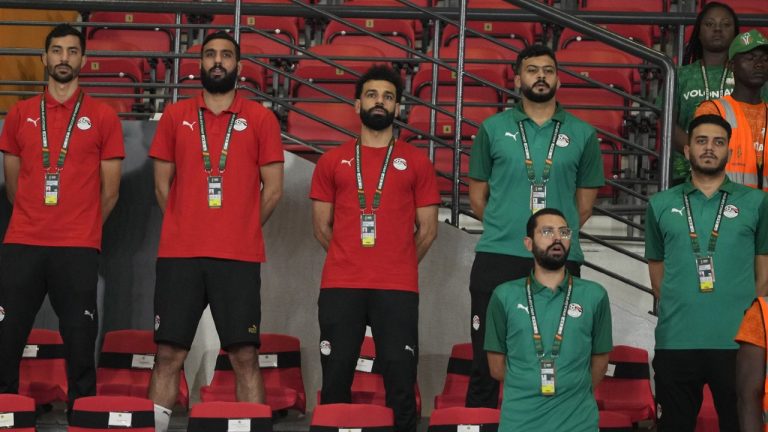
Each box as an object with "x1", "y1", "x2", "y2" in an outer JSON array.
[
  {"x1": 706, "y1": 96, "x2": 768, "y2": 191},
  {"x1": 756, "y1": 296, "x2": 768, "y2": 430}
]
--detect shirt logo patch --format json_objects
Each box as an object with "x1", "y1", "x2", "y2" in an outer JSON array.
[
  {"x1": 505, "y1": 131, "x2": 519, "y2": 141},
  {"x1": 567, "y1": 303, "x2": 583, "y2": 318},
  {"x1": 472, "y1": 315, "x2": 481, "y2": 331},
  {"x1": 723, "y1": 204, "x2": 739, "y2": 219},
  {"x1": 555, "y1": 133, "x2": 570, "y2": 148},
  {"x1": 77, "y1": 117, "x2": 91, "y2": 130},
  {"x1": 670, "y1": 207, "x2": 684, "y2": 216},
  {"x1": 393, "y1": 158, "x2": 407, "y2": 171},
  {"x1": 320, "y1": 340, "x2": 332, "y2": 356},
  {"x1": 0, "y1": 306, "x2": 5, "y2": 322},
  {"x1": 182, "y1": 120, "x2": 196, "y2": 131},
  {"x1": 517, "y1": 303, "x2": 529, "y2": 315},
  {"x1": 340, "y1": 158, "x2": 354, "y2": 166},
  {"x1": 154, "y1": 315, "x2": 160, "y2": 331},
  {"x1": 233, "y1": 118, "x2": 247, "y2": 132},
  {"x1": 26, "y1": 117, "x2": 40, "y2": 127}
]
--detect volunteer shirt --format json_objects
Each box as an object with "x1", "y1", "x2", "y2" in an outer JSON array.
[
  {"x1": 469, "y1": 103, "x2": 604, "y2": 263},
  {"x1": 485, "y1": 274, "x2": 612, "y2": 431},
  {"x1": 149, "y1": 92, "x2": 284, "y2": 262},
  {"x1": 310, "y1": 139, "x2": 440, "y2": 292},
  {"x1": 645, "y1": 177, "x2": 768, "y2": 349},
  {"x1": 0, "y1": 90, "x2": 124, "y2": 249}
]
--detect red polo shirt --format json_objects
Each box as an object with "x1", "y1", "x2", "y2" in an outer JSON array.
[
  {"x1": 0, "y1": 90, "x2": 124, "y2": 249},
  {"x1": 149, "y1": 92, "x2": 284, "y2": 262}
]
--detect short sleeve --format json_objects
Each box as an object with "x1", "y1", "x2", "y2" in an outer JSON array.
[
  {"x1": 256, "y1": 110, "x2": 284, "y2": 166},
  {"x1": 468, "y1": 124, "x2": 492, "y2": 181},
  {"x1": 0, "y1": 103, "x2": 22, "y2": 155},
  {"x1": 484, "y1": 290, "x2": 508, "y2": 354},
  {"x1": 693, "y1": 100, "x2": 722, "y2": 120},
  {"x1": 735, "y1": 302, "x2": 766, "y2": 348},
  {"x1": 149, "y1": 106, "x2": 177, "y2": 162},
  {"x1": 644, "y1": 201, "x2": 665, "y2": 261},
  {"x1": 97, "y1": 104, "x2": 125, "y2": 160},
  {"x1": 310, "y1": 152, "x2": 336, "y2": 203},
  {"x1": 576, "y1": 130, "x2": 606, "y2": 188},
  {"x1": 591, "y1": 288, "x2": 613, "y2": 354},
  {"x1": 755, "y1": 193, "x2": 768, "y2": 255},
  {"x1": 413, "y1": 151, "x2": 441, "y2": 208}
]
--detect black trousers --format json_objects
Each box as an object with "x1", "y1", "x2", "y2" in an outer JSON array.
[
  {"x1": 0, "y1": 244, "x2": 98, "y2": 409},
  {"x1": 653, "y1": 349, "x2": 739, "y2": 432},
  {"x1": 466, "y1": 252, "x2": 581, "y2": 408},
  {"x1": 318, "y1": 289, "x2": 419, "y2": 432}
]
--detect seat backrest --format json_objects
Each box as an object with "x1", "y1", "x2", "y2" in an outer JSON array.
[
  {"x1": 286, "y1": 102, "x2": 360, "y2": 145},
  {"x1": 19, "y1": 329, "x2": 67, "y2": 404},
  {"x1": 0, "y1": 394, "x2": 36, "y2": 432},
  {"x1": 188, "y1": 402, "x2": 272, "y2": 432},
  {"x1": 428, "y1": 407, "x2": 500, "y2": 427},
  {"x1": 310, "y1": 403, "x2": 394, "y2": 429},
  {"x1": 69, "y1": 396, "x2": 154, "y2": 431},
  {"x1": 438, "y1": 343, "x2": 474, "y2": 396}
]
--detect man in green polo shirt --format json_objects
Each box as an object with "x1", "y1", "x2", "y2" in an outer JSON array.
[
  {"x1": 466, "y1": 44, "x2": 605, "y2": 408},
  {"x1": 485, "y1": 208, "x2": 612, "y2": 431},
  {"x1": 645, "y1": 114, "x2": 768, "y2": 432}
]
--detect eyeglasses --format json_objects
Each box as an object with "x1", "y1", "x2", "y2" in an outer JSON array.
[{"x1": 538, "y1": 227, "x2": 572, "y2": 239}]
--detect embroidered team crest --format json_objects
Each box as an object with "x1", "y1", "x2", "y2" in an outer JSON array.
[
  {"x1": 0, "y1": 306, "x2": 5, "y2": 322},
  {"x1": 320, "y1": 340, "x2": 332, "y2": 356},
  {"x1": 472, "y1": 315, "x2": 481, "y2": 331},
  {"x1": 77, "y1": 116, "x2": 92, "y2": 130},
  {"x1": 393, "y1": 158, "x2": 407, "y2": 171},
  {"x1": 723, "y1": 204, "x2": 739, "y2": 219},
  {"x1": 742, "y1": 32, "x2": 752, "y2": 46},
  {"x1": 233, "y1": 118, "x2": 248, "y2": 132},
  {"x1": 555, "y1": 133, "x2": 570, "y2": 148},
  {"x1": 567, "y1": 303, "x2": 583, "y2": 318},
  {"x1": 154, "y1": 315, "x2": 161, "y2": 331}
]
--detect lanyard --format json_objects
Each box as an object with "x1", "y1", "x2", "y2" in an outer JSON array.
[
  {"x1": 682, "y1": 190, "x2": 728, "y2": 256},
  {"x1": 519, "y1": 120, "x2": 561, "y2": 184},
  {"x1": 40, "y1": 91, "x2": 84, "y2": 171},
  {"x1": 355, "y1": 137, "x2": 395, "y2": 211},
  {"x1": 198, "y1": 108, "x2": 237, "y2": 174},
  {"x1": 526, "y1": 274, "x2": 573, "y2": 359},
  {"x1": 700, "y1": 63, "x2": 729, "y2": 100}
]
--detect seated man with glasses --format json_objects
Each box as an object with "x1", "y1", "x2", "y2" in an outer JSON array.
[{"x1": 485, "y1": 207, "x2": 613, "y2": 431}]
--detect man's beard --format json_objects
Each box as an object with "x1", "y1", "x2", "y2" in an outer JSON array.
[
  {"x1": 48, "y1": 63, "x2": 78, "y2": 84},
  {"x1": 360, "y1": 106, "x2": 395, "y2": 131},
  {"x1": 689, "y1": 153, "x2": 727, "y2": 176},
  {"x1": 201, "y1": 65, "x2": 238, "y2": 94},
  {"x1": 532, "y1": 241, "x2": 570, "y2": 270},
  {"x1": 521, "y1": 80, "x2": 557, "y2": 103}
]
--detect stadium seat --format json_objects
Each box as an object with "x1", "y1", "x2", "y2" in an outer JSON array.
[
  {"x1": 187, "y1": 402, "x2": 272, "y2": 432},
  {"x1": 427, "y1": 407, "x2": 500, "y2": 430},
  {"x1": 342, "y1": 0, "x2": 425, "y2": 37},
  {"x1": 433, "y1": 343, "x2": 503, "y2": 409},
  {"x1": 210, "y1": 14, "x2": 299, "y2": 59},
  {"x1": 557, "y1": 87, "x2": 626, "y2": 139},
  {"x1": 555, "y1": 46, "x2": 642, "y2": 94},
  {"x1": 18, "y1": 329, "x2": 67, "y2": 405},
  {"x1": 69, "y1": 396, "x2": 154, "y2": 431},
  {"x1": 323, "y1": 16, "x2": 416, "y2": 60},
  {"x1": 700, "y1": 0, "x2": 764, "y2": 12},
  {"x1": 402, "y1": 104, "x2": 495, "y2": 142},
  {"x1": 96, "y1": 329, "x2": 189, "y2": 408},
  {"x1": 430, "y1": 142, "x2": 472, "y2": 195},
  {"x1": 292, "y1": 43, "x2": 387, "y2": 100},
  {"x1": 310, "y1": 403, "x2": 394, "y2": 431},
  {"x1": 0, "y1": 394, "x2": 36, "y2": 432},
  {"x1": 199, "y1": 334, "x2": 307, "y2": 413},
  {"x1": 580, "y1": 0, "x2": 665, "y2": 12},
  {"x1": 456, "y1": 0, "x2": 542, "y2": 48},
  {"x1": 80, "y1": 40, "x2": 144, "y2": 113},
  {"x1": 599, "y1": 410, "x2": 634, "y2": 432},
  {"x1": 594, "y1": 345, "x2": 655, "y2": 425},
  {"x1": 559, "y1": 26, "x2": 654, "y2": 50},
  {"x1": 695, "y1": 384, "x2": 718, "y2": 432},
  {"x1": 286, "y1": 102, "x2": 360, "y2": 150}
]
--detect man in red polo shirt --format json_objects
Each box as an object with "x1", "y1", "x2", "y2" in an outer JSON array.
[
  {"x1": 310, "y1": 65, "x2": 440, "y2": 432},
  {"x1": 147, "y1": 31, "x2": 283, "y2": 431},
  {"x1": 0, "y1": 24, "x2": 124, "y2": 414}
]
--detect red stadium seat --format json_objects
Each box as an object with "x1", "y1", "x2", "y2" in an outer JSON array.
[
  {"x1": 555, "y1": 87, "x2": 627, "y2": 138},
  {"x1": 18, "y1": 329, "x2": 67, "y2": 405},
  {"x1": 210, "y1": 14, "x2": 299, "y2": 59},
  {"x1": 580, "y1": 0, "x2": 665, "y2": 12},
  {"x1": 0, "y1": 394, "x2": 36, "y2": 432},
  {"x1": 696, "y1": 384, "x2": 718, "y2": 432},
  {"x1": 69, "y1": 396, "x2": 154, "y2": 432},
  {"x1": 187, "y1": 402, "x2": 272, "y2": 432},
  {"x1": 96, "y1": 330, "x2": 189, "y2": 408},
  {"x1": 457, "y1": 0, "x2": 542, "y2": 48},
  {"x1": 556, "y1": 46, "x2": 642, "y2": 94},
  {"x1": 343, "y1": 0, "x2": 425, "y2": 36},
  {"x1": 199, "y1": 334, "x2": 307, "y2": 413},
  {"x1": 594, "y1": 345, "x2": 655, "y2": 425},
  {"x1": 323, "y1": 17, "x2": 416, "y2": 60},
  {"x1": 433, "y1": 343, "x2": 502, "y2": 409},
  {"x1": 310, "y1": 403, "x2": 394, "y2": 430},
  {"x1": 292, "y1": 43, "x2": 387, "y2": 100},
  {"x1": 700, "y1": 0, "x2": 765, "y2": 13},
  {"x1": 402, "y1": 104, "x2": 495, "y2": 142},
  {"x1": 428, "y1": 407, "x2": 500, "y2": 430},
  {"x1": 81, "y1": 40, "x2": 144, "y2": 114},
  {"x1": 286, "y1": 102, "x2": 360, "y2": 150},
  {"x1": 559, "y1": 26, "x2": 654, "y2": 50},
  {"x1": 599, "y1": 410, "x2": 634, "y2": 431}
]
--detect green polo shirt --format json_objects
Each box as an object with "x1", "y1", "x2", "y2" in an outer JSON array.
[
  {"x1": 469, "y1": 103, "x2": 604, "y2": 263},
  {"x1": 645, "y1": 177, "x2": 768, "y2": 349},
  {"x1": 485, "y1": 273, "x2": 613, "y2": 431}
]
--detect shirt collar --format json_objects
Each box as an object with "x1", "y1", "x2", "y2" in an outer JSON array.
[
  {"x1": 195, "y1": 90, "x2": 243, "y2": 115},
  {"x1": 682, "y1": 175, "x2": 735, "y2": 195},
  {"x1": 511, "y1": 102, "x2": 566, "y2": 123},
  {"x1": 44, "y1": 88, "x2": 82, "y2": 109},
  {"x1": 528, "y1": 270, "x2": 570, "y2": 294}
]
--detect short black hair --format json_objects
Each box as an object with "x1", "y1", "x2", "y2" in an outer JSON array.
[
  {"x1": 526, "y1": 208, "x2": 568, "y2": 238},
  {"x1": 355, "y1": 64, "x2": 403, "y2": 102},
  {"x1": 688, "y1": 114, "x2": 732, "y2": 142},
  {"x1": 45, "y1": 24, "x2": 85, "y2": 53},
  {"x1": 202, "y1": 31, "x2": 241, "y2": 61},
  {"x1": 515, "y1": 44, "x2": 557, "y2": 75}
]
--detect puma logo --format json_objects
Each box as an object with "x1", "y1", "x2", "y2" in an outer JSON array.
[
  {"x1": 505, "y1": 131, "x2": 519, "y2": 141},
  {"x1": 84, "y1": 310, "x2": 95, "y2": 321},
  {"x1": 517, "y1": 304, "x2": 529, "y2": 314},
  {"x1": 404, "y1": 345, "x2": 415, "y2": 356},
  {"x1": 182, "y1": 120, "x2": 196, "y2": 131},
  {"x1": 26, "y1": 117, "x2": 40, "y2": 127},
  {"x1": 341, "y1": 158, "x2": 354, "y2": 166},
  {"x1": 671, "y1": 207, "x2": 684, "y2": 216}
]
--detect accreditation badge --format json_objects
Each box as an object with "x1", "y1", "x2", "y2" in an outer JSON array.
[
  {"x1": 361, "y1": 213, "x2": 376, "y2": 247},
  {"x1": 208, "y1": 176, "x2": 222, "y2": 208},
  {"x1": 697, "y1": 256, "x2": 715, "y2": 293},
  {"x1": 540, "y1": 358, "x2": 556, "y2": 396},
  {"x1": 531, "y1": 184, "x2": 547, "y2": 213},
  {"x1": 44, "y1": 173, "x2": 60, "y2": 206}
]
